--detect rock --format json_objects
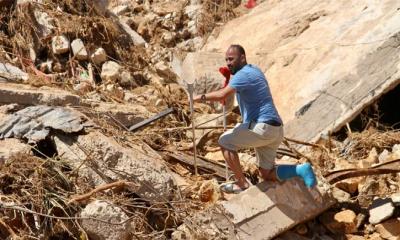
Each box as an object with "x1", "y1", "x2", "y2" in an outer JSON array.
[
  {"x1": 334, "y1": 209, "x2": 358, "y2": 233},
  {"x1": 73, "y1": 82, "x2": 92, "y2": 94},
  {"x1": 359, "y1": 147, "x2": 379, "y2": 168},
  {"x1": 369, "y1": 198, "x2": 395, "y2": 224},
  {"x1": 91, "y1": 48, "x2": 107, "y2": 65},
  {"x1": 378, "y1": 149, "x2": 391, "y2": 163},
  {"x1": 0, "y1": 138, "x2": 31, "y2": 166},
  {"x1": 0, "y1": 63, "x2": 28, "y2": 82},
  {"x1": 34, "y1": 10, "x2": 55, "y2": 38},
  {"x1": 101, "y1": 61, "x2": 122, "y2": 82},
  {"x1": 204, "y1": 151, "x2": 225, "y2": 162},
  {"x1": 71, "y1": 39, "x2": 88, "y2": 60},
  {"x1": 375, "y1": 218, "x2": 400, "y2": 240},
  {"x1": 54, "y1": 131, "x2": 176, "y2": 201},
  {"x1": 119, "y1": 70, "x2": 135, "y2": 88},
  {"x1": 111, "y1": 5, "x2": 129, "y2": 15},
  {"x1": 81, "y1": 200, "x2": 131, "y2": 240},
  {"x1": 320, "y1": 210, "x2": 355, "y2": 234},
  {"x1": 391, "y1": 192, "x2": 400, "y2": 206},
  {"x1": 392, "y1": 144, "x2": 400, "y2": 159},
  {"x1": 51, "y1": 35, "x2": 70, "y2": 54},
  {"x1": 154, "y1": 61, "x2": 177, "y2": 83},
  {"x1": 119, "y1": 19, "x2": 146, "y2": 47},
  {"x1": 335, "y1": 178, "x2": 361, "y2": 194},
  {"x1": 332, "y1": 187, "x2": 351, "y2": 203}
]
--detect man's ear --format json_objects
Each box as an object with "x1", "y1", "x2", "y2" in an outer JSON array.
[{"x1": 240, "y1": 54, "x2": 246, "y2": 63}]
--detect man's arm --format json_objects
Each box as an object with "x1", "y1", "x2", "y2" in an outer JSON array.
[{"x1": 193, "y1": 85, "x2": 236, "y2": 102}]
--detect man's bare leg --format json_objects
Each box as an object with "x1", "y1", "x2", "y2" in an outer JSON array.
[
  {"x1": 221, "y1": 147, "x2": 249, "y2": 189},
  {"x1": 258, "y1": 167, "x2": 278, "y2": 182}
]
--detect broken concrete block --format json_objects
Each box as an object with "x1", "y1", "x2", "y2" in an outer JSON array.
[
  {"x1": 71, "y1": 39, "x2": 88, "y2": 60},
  {"x1": 369, "y1": 198, "x2": 395, "y2": 224},
  {"x1": 0, "y1": 83, "x2": 81, "y2": 106},
  {"x1": 0, "y1": 63, "x2": 28, "y2": 82},
  {"x1": 54, "y1": 131, "x2": 176, "y2": 202},
  {"x1": 90, "y1": 48, "x2": 107, "y2": 65},
  {"x1": 101, "y1": 61, "x2": 122, "y2": 82},
  {"x1": 119, "y1": 19, "x2": 146, "y2": 47},
  {"x1": 375, "y1": 218, "x2": 400, "y2": 240},
  {"x1": 0, "y1": 138, "x2": 31, "y2": 166},
  {"x1": 51, "y1": 35, "x2": 70, "y2": 54},
  {"x1": 0, "y1": 105, "x2": 92, "y2": 143},
  {"x1": 81, "y1": 200, "x2": 131, "y2": 240}
]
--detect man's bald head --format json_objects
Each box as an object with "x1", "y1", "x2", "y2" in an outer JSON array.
[{"x1": 225, "y1": 44, "x2": 247, "y2": 75}]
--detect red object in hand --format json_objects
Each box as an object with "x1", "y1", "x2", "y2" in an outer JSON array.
[
  {"x1": 245, "y1": 0, "x2": 256, "y2": 9},
  {"x1": 219, "y1": 66, "x2": 231, "y2": 105}
]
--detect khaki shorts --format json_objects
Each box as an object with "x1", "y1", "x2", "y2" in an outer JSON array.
[{"x1": 218, "y1": 122, "x2": 284, "y2": 170}]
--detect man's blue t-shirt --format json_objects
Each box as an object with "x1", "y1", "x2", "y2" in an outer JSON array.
[{"x1": 228, "y1": 64, "x2": 282, "y2": 124}]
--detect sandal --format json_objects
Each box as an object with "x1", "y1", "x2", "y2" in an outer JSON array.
[{"x1": 220, "y1": 181, "x2": 249, "y2": 194}]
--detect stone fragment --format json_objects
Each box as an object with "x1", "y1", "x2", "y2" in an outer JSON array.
[
  {"x1": 120, "y1": 19, "x2": 146, "y2": 47},
  {"x1": 71, "y1": 39, "x2": 88, "y2": 60},
  {"x1": 0, "y1": 63, "x2": 28, "y2": 82},
  {"x1": 334, "y1": 209, "x2": 357, "y2": 233},
  {"x1": 0, "y1": 138, "x2": 31, "y2": 166},
  {"x1": 119, "y1": 70, "x2": 135, "y2": 88},
  {"x1": 81, "y1": 200, "x2": 131, "y2": 240},
  {"x1": 359, "y1": 147, "x2": 379, "y2": 168},
  {"x1": 91, "y1": 48, "x2": 107, "y2": 65},
  {"x1": 391, "y1": 192, "x2": 400, "y2": 206},
  {"x1": 154, "y1": 61, "x2": 177, "y2": 83},
  {"x1": 101, "y1": 61, "x2": 122, "y2": 82},
  {"x1": 51, "y1": 35, "x2": 70, "y2": 54},
  {"x1": 335, "y1": 178, "x2": 361, "y2": 194},
  {"x1": 378, "y1": 149, "x2": 391, "y2": 163},
  {"x1": 34, "y1": 10, "x2": 55, "y2": 38},
  {"x1": 369, "y1": 198, "x2": 395, "y2": 224},
  {"x1": 73, "y1": 82, "x2": 92, "y2": 94},
  {"x1": 375, "y1": 218, "x2": 400, "y2": 240},
  {"x1": 332, "y1": 187, "x2": 351, "y2": 203}
]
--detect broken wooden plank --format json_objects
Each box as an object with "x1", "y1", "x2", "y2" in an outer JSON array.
[
  {"x1": 128, "y1": 108, "x2": 174, "y2": 132},
  {"x1": 324, "y1": 159, "x2": 400, "y2": 184},
  {"x1": 161, "y1": 151, "x2": 228, "y2": 179}
]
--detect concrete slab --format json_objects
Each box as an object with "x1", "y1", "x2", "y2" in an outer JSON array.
[
  {"x1": 0, "y1": 83, "x2": 81, "y2": 106},
  {"x1": 222, "y1": 179, "x2": 334, "y2": 240},
  {"x1": 172, "y1": 179, "x2": 334, "y2": 240}
]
